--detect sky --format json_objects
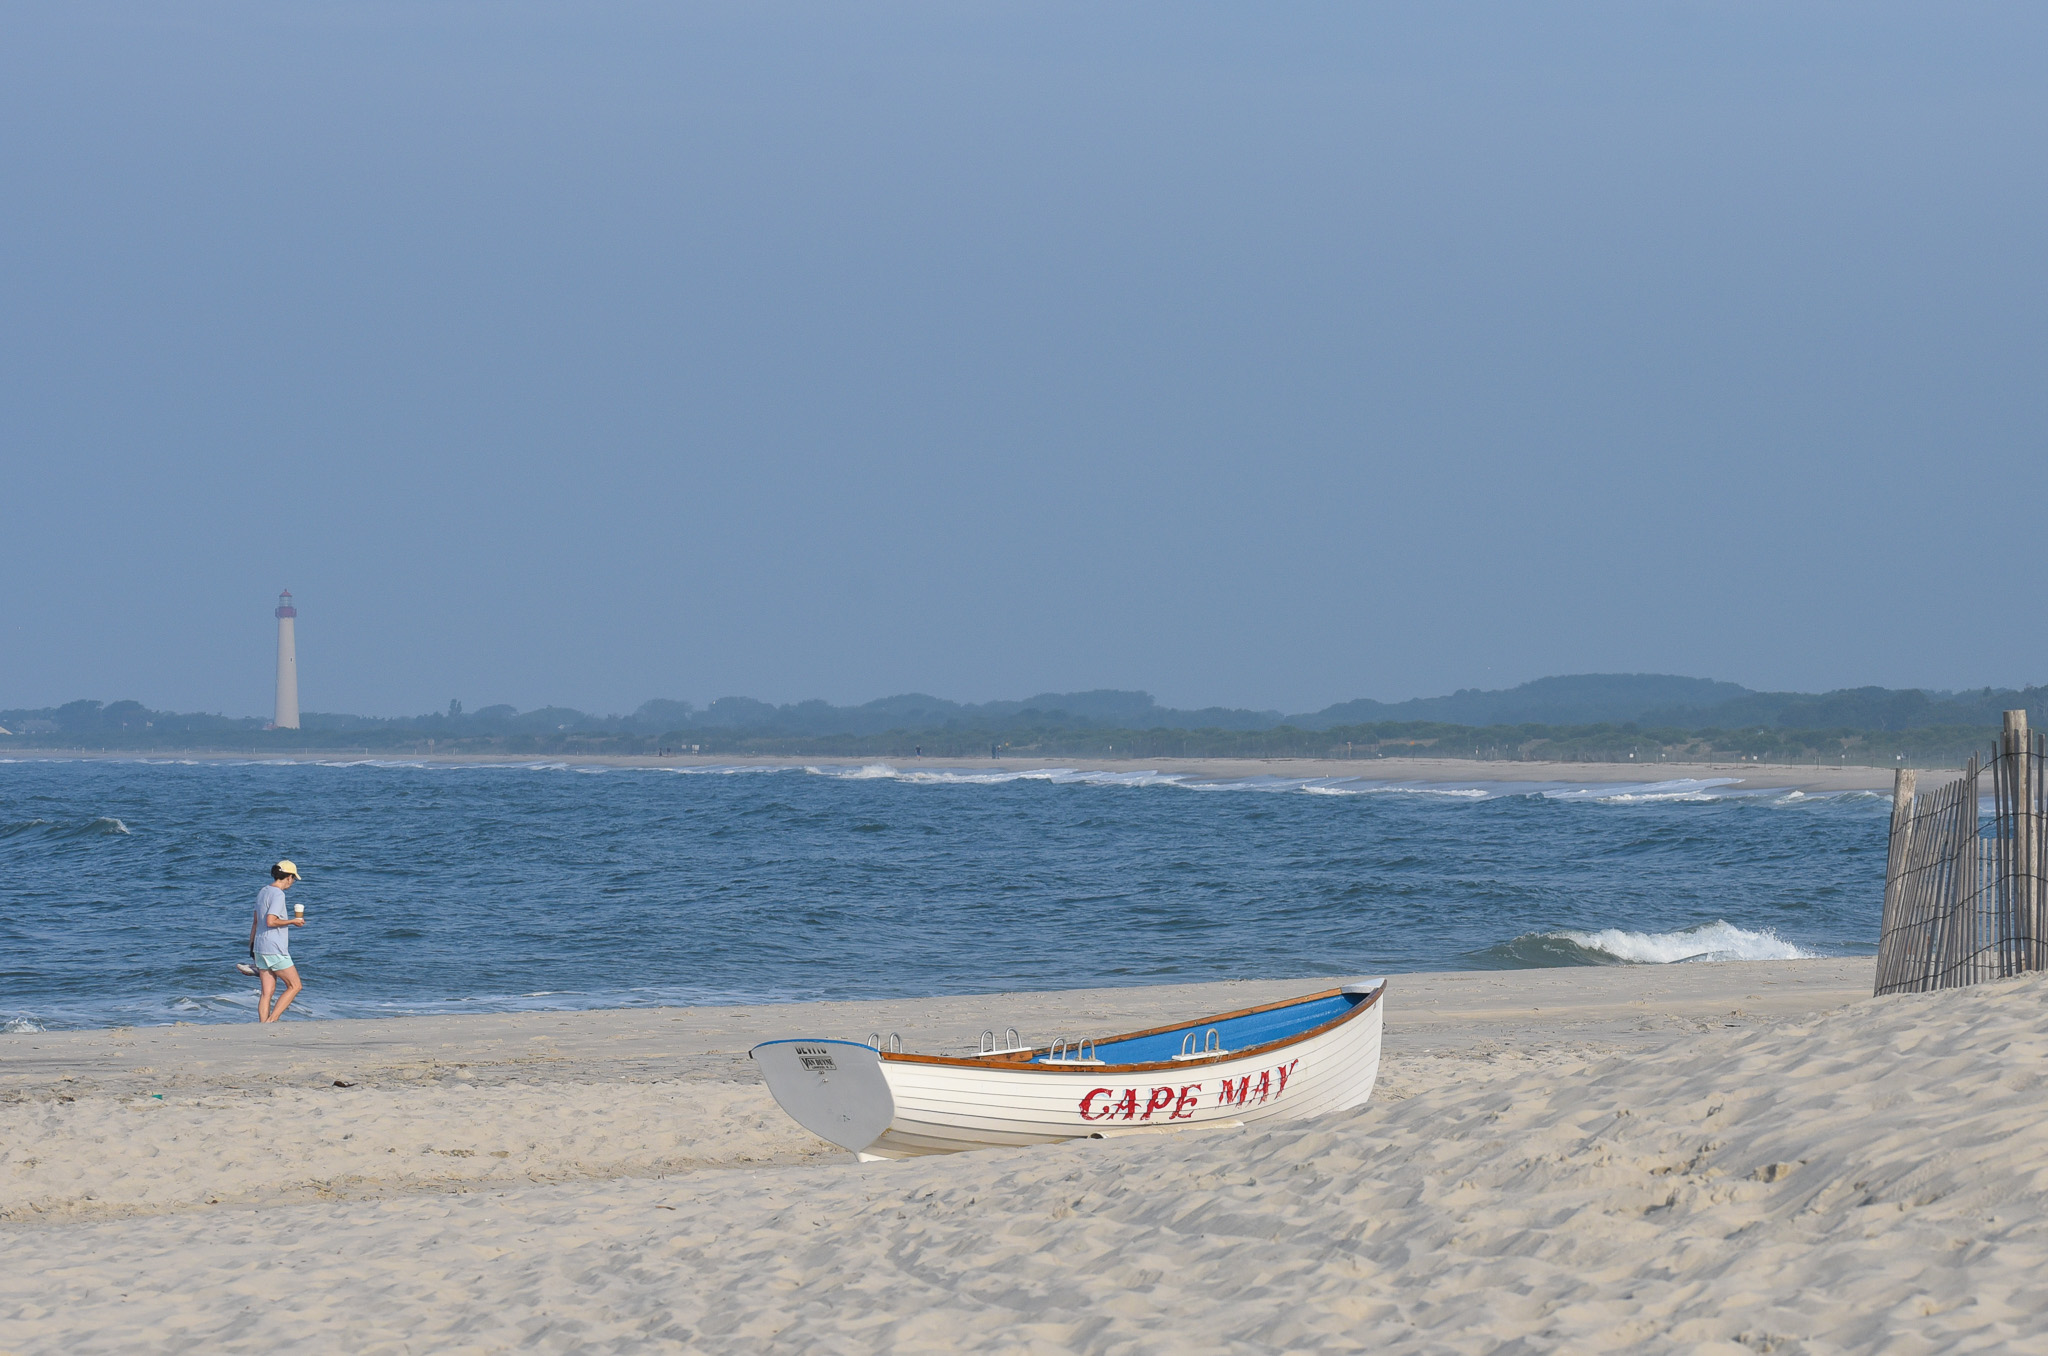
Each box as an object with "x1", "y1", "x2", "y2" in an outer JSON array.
[{"x1": 4, "y1": 2, "x2": 2045, "y2": 718}]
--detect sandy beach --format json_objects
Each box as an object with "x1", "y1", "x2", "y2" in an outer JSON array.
[
  {"x1": 12, "y1": 748, "x2": 1944, "y2": 792},
  {"x1": 10, "y1": 957, "x2": 2042, "y2": 1351}
]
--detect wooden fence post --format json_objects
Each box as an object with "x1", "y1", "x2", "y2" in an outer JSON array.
[
  {"x1": 2002, "y1": 711, "x2": 2037, "y2": 978},
  {"x1": 1875, "y1": 768, "x2": 1917, "y2": 995},
  {"x1": 2036, "y1": 729, "x2": 2048, "y2": 974}
]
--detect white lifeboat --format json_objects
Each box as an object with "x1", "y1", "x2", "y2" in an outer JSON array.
[{"x1": 752, "y1": 980, "x2": 1385, "y2": 1160}]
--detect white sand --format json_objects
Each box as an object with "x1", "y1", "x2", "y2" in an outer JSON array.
[{"x1": 8, "y1": 959, "x2": 2043, "y2": 1351}]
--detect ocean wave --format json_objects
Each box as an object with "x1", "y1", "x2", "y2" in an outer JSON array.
[
  {"x1": 802, "y1": 763, "x2": 1196, "y2": 788},
  {"x1": 671, "y1": 764, "x2": 1899, "y2": 809},
  {"x1": 885, "y1": 767, "x2": 1060, "y2": 786},
  {"x1": 1031, "y1": 768, "x2": 1188, "y2": 787},
  {"x1": 767, "y1": 766, "x2": 1894, "y2": 808},
  {"x1": 1769, "y1": 788, "x2": 1894, "y2": 807},
  {"x1": 1541, "y1": 778, "x2": 1748, "y2": 804},
  {"x1": 312, "y1": 758, "x2": 431, "y2": 768},
  {"x1": 305, "y1": 759, "x2": 640, "y2": 774},
  {"x1": 1471, "y1": 920, "x2": 1820, "y2": 968},
  {"x1": 795, "y1": 765, "x2": 1530, "y2": 795},
  {"x1": 0, "y1": 815, "x2": 130, "y2": 840},
  {"x1": 59, "y1": 815, "x2": 131, "y2": 838},
  {"x1": 5, "y1": 981, "x2": 831, "y2": 1031},
  {"x1": 1297, "y1": 781, "x2": 1493, "y2": 798},
  {"x1": 805, "y1": 762, "x2": 904, "y2": 780},
  {"x1": 901, "y1": 768, "x2": 1057, "y2": 785},
  {"x1": 0, "y1": 752, "x2": 1899, "y2": 820},
  {"x1": 1180, "y1": 775, "x2": 1379, "y2": 794}
]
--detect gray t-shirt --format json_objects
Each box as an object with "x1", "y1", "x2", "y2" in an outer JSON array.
[{"x1": 253, "y1": 885, "x2": 293, "y2": 957}]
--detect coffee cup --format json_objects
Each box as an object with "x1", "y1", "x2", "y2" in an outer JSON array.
[{"x1": 294, "y1": 902, "x2": 305, "y2": 918}]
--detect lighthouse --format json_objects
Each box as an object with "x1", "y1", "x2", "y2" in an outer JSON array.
[{"x1": 273, "y1": 590, "x2": 300, "y2": 730}]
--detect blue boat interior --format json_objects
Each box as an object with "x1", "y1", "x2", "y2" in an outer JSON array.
[{"x1": 1035, "y1": 987, "x2": 1375, "y2": 1066}]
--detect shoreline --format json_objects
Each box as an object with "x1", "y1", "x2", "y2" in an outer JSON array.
[
  {"x1": 0, "y1": 959, "x2": 1877, "y2": 1096},
  {"x1": 1, "y1": 747, "x2": 1942, "y2": 790}
]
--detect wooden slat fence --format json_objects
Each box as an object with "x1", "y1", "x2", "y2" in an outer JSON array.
[{"x1": 1875, "y1": 710, "x2": 2048, "y2": 995}]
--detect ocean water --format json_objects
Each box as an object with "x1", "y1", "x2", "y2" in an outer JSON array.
[{"x1": 0, "y1": 759, "x2": 1890, "y2": 1031}]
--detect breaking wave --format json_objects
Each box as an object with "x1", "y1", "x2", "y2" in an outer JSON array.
[
  {"x1": 1297, "y1": 782, "x2": 1492, "y2": 798},
  {"x1": 803, "y1": 763, "x2": 1192, "y2": 788},
  {"x1": 766, "y1": 766, "x2": 1835, "y2": 810},
  {"x1": 1470, "y1": 920, "x2": 1821, "y2": 968},
  {"x1": 1540, "y1": 778, "x2": 1746, "y2": 804},
  {"x1": 777, "y1": 764, "x2": 1887, "y2": 806},
  {"x1": 29, "y1": 756, "x2": 1895, "y2": 811}
]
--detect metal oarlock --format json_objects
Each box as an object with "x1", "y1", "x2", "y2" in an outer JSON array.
[{"x1": 977, "y1": 1028, "x2": 1026, "y2": 1056}]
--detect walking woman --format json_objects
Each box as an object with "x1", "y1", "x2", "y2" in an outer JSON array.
[{"x1": 247, "y1": 860, "x2": 308, "y2": 1022}]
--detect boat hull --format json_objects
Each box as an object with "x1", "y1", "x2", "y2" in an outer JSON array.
[{"x1": 754, "y1": 981, "x2": 1384, "y2": 1160}]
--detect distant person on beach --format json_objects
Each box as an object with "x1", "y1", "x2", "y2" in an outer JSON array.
[{"x1": 246, "y1": 860, "x2": 307, "y2": 1022}]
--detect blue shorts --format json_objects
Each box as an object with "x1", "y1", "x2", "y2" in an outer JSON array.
[{"x1": 252, "y1": 954, "x2": 296, "y2": 972}]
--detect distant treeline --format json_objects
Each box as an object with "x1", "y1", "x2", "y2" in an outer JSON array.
[{"x1": 6, "y1": 672, "x2": 2046, "y2": 767}]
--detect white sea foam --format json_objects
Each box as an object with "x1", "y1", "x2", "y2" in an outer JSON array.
[
  {"x1": 1768, "y1": 788, "x2": 1895, "y2": 808},
  {"x1": 1176, "y1": 776, "x2": 1296, "y2": 793},
  {"x1": 1558, "y1": 920, "x2": 1818, "y2": 964},
  {"x1": 790, "y1": 769, "x2": 1847, "y2": 804},
  {"x1": 805, "y1": 763, "x2": 904, "y2": 780},
  {"x1": 1543, "y1": 777, "x2": 1748, "y2": 804},
  {"x1": 891, "y1": 767, "x2": 1061, "y2": 786},
  {"x1": 668, "y1": 763, "x2": 791, "y2": 777},
  {"x1": 803, "y1": 763, "x2": 1194, "y2": 788},
  {"x1": 690, "y1": 764, "x2": 1854, "y2": 804},
  {"x1": 1041, "y1": 769, "x2": 1188, "y2": 787},
  {"x1": 901, "y1": 768, "x2": 1050, "y2": 785},
  {"x1": 298, "y1": 758, "x2": 436, "y2": 770},
  {"x1": 1297, "y1": 781, "x2": 1493, "y2": 798},
  {"x1": 1, "y1": 1017, "x2": 44, "y2": 1034},
  {"x1": 15, "y1": 755, "x2": 1889, "y2": 816}
]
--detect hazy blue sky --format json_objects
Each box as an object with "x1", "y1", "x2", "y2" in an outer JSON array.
[{"x1": 5, "y1": 2, "x2": 2044, "y2": 717}]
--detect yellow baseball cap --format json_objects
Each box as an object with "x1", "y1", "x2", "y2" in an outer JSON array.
[{"x1": 274, "y1": 860, "x2": 300, "y2": 877}]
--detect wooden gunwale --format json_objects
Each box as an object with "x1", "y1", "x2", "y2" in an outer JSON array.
[{"x1": 878, "y1": 982, "x2": 1384, "y2": 1075}]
